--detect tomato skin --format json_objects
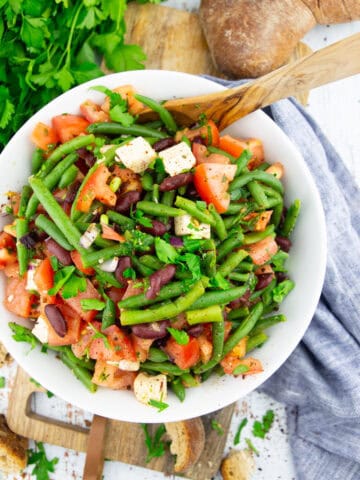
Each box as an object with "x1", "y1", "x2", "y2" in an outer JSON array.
[
  {"x1": 72, "y1": 321, "x2": 102, "y2": 358},
  {"x1": 80, "y1": 100, "x2": 109, "y2": 123},
  {"x1": 89, "y1": 325, "x2": 137, "y2": 362},
  {"x1": 219, "y1": 136, "x2": 264, "y2": 170},
  {"x1": 75, "y1": 164, "x2": 116, "y2": 213},
  {"x1": 46, "y1": 303, "x2": 82, "y2": 347},
  {"x1": 31, "y1": 122, "x2": 59, "y2": 151},
  {"x1": 192, "y1": 143, "x2": 230, "y2": 165},
  {"x1": 33, "y1": 258, "x2": 54, "y2": 295},
  {"x1": 131, "y1": 334, "x2": 153, "y2": 362},
  {"x1": 70, "y1": 250, "x2": 95, "y2": 276},
  {"x1": 62, "y1": 279, "x2": 101, "y2": 322},
  {"x1": 245, "y1": 236, "x2": 278, "y2": 265},
  {"x1": 4, "y1": 277, "x2": 35, "y2": 318},
  {"x1": 164, "y1": 336, "x2": 200, "y2": 370},
  {"x1": 193, "y1": 163, "x2": 236, "y2": 214},
  {"x1": 52, "y1": 114, "x2": 89, "y2": 143}
]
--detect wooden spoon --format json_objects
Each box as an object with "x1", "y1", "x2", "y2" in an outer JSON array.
[{"x1": 139, "y1": 32, "x2": 360, "y2": 130}]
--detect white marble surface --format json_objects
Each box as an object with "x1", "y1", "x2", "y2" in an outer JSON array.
[{"x1": 0, "y1": 2, "x2": 359, "y2": 479}]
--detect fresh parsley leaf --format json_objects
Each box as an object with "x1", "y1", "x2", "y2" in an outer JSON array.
[
  {"x1": 233, "y1": 364, "x2": 250, "y2": 375},
  {"x1": 271, "y1": 280, "x2": 295, "y2": 304},
  {"x1": 110, "y1": 105, "x2": 135, "y2": 126},
  {"x1": 88, "y1": 323, "x2": 110, "y2": 349},
  {"x1": 27, "y1": 441, "x2": 59, "y2": 480},
  {"x1": 49, "y1": 256, "x2": 59, "y2": 272},
  {"x1": 183, "y1": 237, "x2": 203, "y2": 252},
  {"x1": 209, "y1": 272, "x2": 230, "y2": 290},
  {"x1": 234, "y1": 418, "x2": 248, "y2": 445},
  {"x1": 123, "y1": 267, "x2": 136, "y2": 280},
  {"x1": 177, "y1": 252, "x2": 201, "y2": 282},
  {"x1": 0, "y1": 376, "x2": 5, "y2": 388},
  {"x1": 141, "y1": 423, "x2": 167, "y2": 463},
  {"x1": 153, "y1": 157, "x2": 165, "y2": 174},
  {"x1": 110, "y1": 44, "x2": 147, "y2": 71},
  {"x1": 48, "y1": 266, "x2": 75, "y2": 296},
  {"x1": 245, "y1": 438, "x2": 259, "y2": 456},
  {"x1": 155, "y1": 237, "x2": 178, "y2": 263},
  {"x1": 29, "y1": 378, "x2": 42, "y2": 388},
  {"x1": 148, "y1": 399, "x2": 169, "y2": 412},
  {"x1": 134, "y1": 209, "x2": 153, "y2": 228},
  {"x1": 167, "y1": 327, "x2": 189, "y2": 345},
  {"x1": 80, "y1": 298, "x2": 106, "y2": 311},
  {"x1": 125, "y1": 230, "x2": 153, "y2": 252},
  {"x1": 61, "y1": 273, "x2": 87, "y2": 299},
  {"x1": 9, "y1": 322, "x2": 38, "y2": 350},
  {"x1": 211, "y1": 419, "x2": 224, "y2": 435},
  {"x1": 252, "y1": 409, "x2": 275, "y2": 439}
]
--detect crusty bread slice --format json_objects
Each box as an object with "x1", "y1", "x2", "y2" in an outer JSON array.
[
  {"x1": 0, "y1": 415, "x2": 28, "y2": 473},
  {"x1": 165, "y1": 418, "x2": 205, "y2": 473},
  {"x1": 0, "y1": 342, "x2": 11, "y2": 367},
  {"x1": 221, "y1": 449, "x2": 256, "y2": 480}
]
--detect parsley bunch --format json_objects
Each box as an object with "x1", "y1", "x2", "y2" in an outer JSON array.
[{"x1": 0, "y1": 0, "x2": 163, "y2": 150}]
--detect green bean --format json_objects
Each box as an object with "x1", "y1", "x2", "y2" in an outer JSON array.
[
  {"x1": 246, "y1": 332, "x2": 268, "y2": 352},
  {"x1": 235, "y1": 261, "x2": 254, "y2": 272},
  {"x1": 144, "y1": 120, "x2": 164, "y2": 129},
  {"x1": 16, "y1": 218, "x2": 29, "y2": 276},
  {"x1": 175, "y1": 196, "x2": 216, "y2": 226},
  {"x1": 87, "y1": 122, "x2": 167, "y2": 139},
  {"x1": 60, "y1": 352, "x2": 97, "y2": 393},
  {"x1": 223, "y1": 302, "x2": 263, "y2": 356},
  {"x1": 101, "y1": 297, "x2": 116, "y2": 330},
  {"x1": 224, "y1": 203, "x2": 246, "y2": 215},
  {"x1": 202, "y1": 251, "x2": 216, "y2": 277},
  {"x1": 230, "y1": 170, "x2": 284, "y2": 194},
  {"x1": 152, "y1": 183, "x2": 159, "y2": 203},
  {"x1": 139, "y1": 255, "x2": 164, "y2": 271},
  {"x1": 242, "y1": 225, "x2": 275, "y2": 245},
  {"x1": 141, "y1": 172, "x2": 154, "y2": 191},
  {"x1": 63, "y1": 347, "x2": 95, "y2": 371},
  {"x1": 201, "y1": 238, "x2": 216, "y2": 251},
  {"x1": 148, "y1": 347, "x2": 169, "y2": 363},
  {"x1": 250, "y1": 314, "x2": 286, "y2": 335},
  {"x1": 209, "y1": 204, "x2": 227, "y2": 240},
  {"x1": 257, "y1": 162, "x2": 271, "y2": 171},
  {"x1": 270, "y1": 202, "x2": 283, "y2": 228},
  {"x1": 141, "y1": 361, "x2": 188, "y2": 376},
  {"x1": 232, "y1": 365, "x2": 250, "y2": 375},
  {"x1": 120, "y1": 278, "x2": 206, "y2": 325},
  {"x1": 189, "y1": 285, "x2": 248, "y2": 310},
  {"x1": 228, "y1": 272, "x2": 250, "y2": 283},
  {"x1": 228, "y1": 306, "x2": 250, "y2": 320},
  {"x1": 31, "y1": 148, "x2": 44, "y2": 174},
  {"x1": 81, "y1": 243, "x2": 131, "y2": 268},
  {"x1": 193, "y1": 321, "x2": 225, "y2": 374},
  {"x1": 235, "y1": 149, "x2": 252, "y2": 176},
  {"x1": 248, "y1": 181, "x2": 269, "y2": 208},
  {"x1": 38, "y1": 134, "x2": 94, "y2": 178},
  {"x1": 131, "y1": 256, "x2": 154, "y2": 277},
  {"x1": 280, "y1": 199, "x2": 301, "y2": 237},
  {"x1": 161, "y1": 190, "x2": 176, "y2": 208},
  {"x1": 186, "y1": 305, "x2": 223, "y2": 325},
  {"x1": 18, "y1": 185, "x2": 32, "y2": 217},
  {"x1": 134, "y1": 93, "x2": 178, "y2": 134},
  {"x1": 136, "y1": 200, "x2": 185, "y2": 217},
  {"x1": 35, "y1": 214, "x2": 73, "y2": 250},
  {"x1": 94, "y1": 267, "x2": 122, "y2": 288},
  {"x1": 180, "y1": 372, "x2": 199, "y2": 387},
  {"x1": 217, "y1": 231, "x2": 244, "y2": 262},
  {"x1": 118, "y1": 281, "x2": 185, "y2": 309},
  {"x1": 250, "y1": 279, "x2": 277, "y2": 301},
  {"x1": 26, "y1": 152, "x2": 78, "y2": 218},
  {"x1": 207, "y1": 146, "x2": 235, "y2": 162},
  {"x1": 217, "y1": 249, "x2": 248, "y2": 278},
  {"x1": 178, "y1": 185, "x2": 187, "y2": 196},
  {"x1": 58, "y1": 165, "x2": 78, "y2": 189},
  {"x1": 175, "y1": 268, "x2": 192, "y2": 280},
  {"x1": 201, "y1": 368, "x2": 214, "y2": 382},
  {"x1": 181, "y1": 135, "x2": 191, "y2": 147},
  {"x1": 223, "y1": 214, "x2": 240, "y2": 230},
  {"x1": 107, "y1": 210, "x2": 135, "y2": 230},
  {"x1": 260, "y1": 184, "x2": 283, "y2": 199},
  {"x1": 171, "y1": 378, "x2": 186, "y2": 402},
  {"x1": 75, "y1": 222, "x2": 114, "y2": 248}
]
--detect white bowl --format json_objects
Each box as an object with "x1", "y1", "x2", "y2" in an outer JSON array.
[{"x1": 0, "y1": 70, "x2": 326, "y2": 423}]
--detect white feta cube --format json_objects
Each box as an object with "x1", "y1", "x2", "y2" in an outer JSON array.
[
  {"x1": 133, "y1": 372, "x2": 167, "y2": 406},
  {"x1": 158, "y1": 141, "x2": 196, "y2": 177},
  {"x1": 106, "y1": 359, "x2": 140, "y2": 371},
  {"x1": 26, "y1": 259, "x2": 41, "y2": 292},
  {"x1": 174, "y1": 214, "x2": 211, "y2": 239},
  {"x1": 115, "y1": 137, "x2": 156, "y2": 173},
  {"x1": 32, "y1": 315, "x2": 49, "y2": 344}
]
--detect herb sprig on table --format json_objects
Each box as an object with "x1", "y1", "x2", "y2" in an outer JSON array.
[
  {"x1": 0, "y1": 0, "x2": 164, "y2": 150},
  {"x1": 27, "y1": 442, "x2": 59, "y2": 480}
]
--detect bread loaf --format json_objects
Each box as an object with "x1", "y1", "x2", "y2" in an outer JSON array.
[
  {"x1": 0, "y1": 415, "x2": 28, "y2": 473},
  {"x1": 221, "y1": 448, "x2": 256, "y2": 480},
  {"x1": 200, "y1": 0, "x2": 360, "y2": 78}
]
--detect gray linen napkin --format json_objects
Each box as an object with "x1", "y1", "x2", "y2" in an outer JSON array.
[{"x1": 205, "y1": 77, "x2": 360, "y2": 480}]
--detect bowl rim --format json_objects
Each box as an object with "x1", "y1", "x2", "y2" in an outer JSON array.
[{"x1": 0, "y1": 69, "x2": 327, "y2": 422}]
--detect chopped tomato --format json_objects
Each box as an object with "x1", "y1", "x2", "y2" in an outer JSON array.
[
  {"x1": 192, "y1": 143, "x2": 230, "y2": 165},
  {"x1": 46, "y1": 303, "x2": 82, "y2": 347},
  {"x1": 7, "y1": 192, "x2": 21, "y2": 216},
  {"x1": 80, "y1": 100, "x2": 110, "y2": 124},
  {"x1": 219, "y1": 136, "x2": 264, "y2": 170},
  {"x1": 62, "y1": 279, "x2": 101, "y2": 322},
  {"x1": 237, "y1": 357, "x2": 263, "y2": 376},
  {"x1": 197, "y1": 334, "x2": 213, "y2": 364},
  {"x1": 75, "y1": 164, "x2": 116, "y2": 213},
  {"x1": 0, "y1": 248, "x2": 17, "y2": 270},
  {"x1": 92, "y1": 360, "x2": 136, "y2": 389},
  {"x1": 131, "y1": 334, "x2": 153, "y2": 362},
  {"x1": 179, "y1": 120, "x2": 219, "y2": 146},
  {"x1": 52, "y1": 114, "x2": 89, "y2": 143},
  {"x1": 30, "y1": 122, "x2": 59, "y2": 151},
  {"x1": 101, "y1": 224, "x2": 125, "y2": 242},
  {"x1": 89, "y1": 325, "x2": 137, "y2": 362},
  {"x1": 164, "y1": 336, "x2": 200, "y2": 370},
  {"x1": 0, "y1": 232, "x2": 16, "y2": 249},
  {"x1": 101, "y1": 85, "x2": 144, "y2": 116},
  {"x1": 243, "y1": 210, "x2": 273, "y2": 232},
  {"x1": 245, "y1": 236, "x2": 278, "y2": 265},
  {"x1": 70, "y1": 250, "x2": 95, "y2": 276},
  {"x1": 71, "y1": 321, "x2": 102, "y2": 358},
  {"x1": 3, "y1": 262, "x2": 19, "y2": 278},
  {"x1": 194, "y1": 163, "x2": 236, "y2": 214},
  {"x1": 33, "y1": 258, "x2": 54, "y2": 295},
  {"x1": 4, "y1": 277, "x2": 35, "y2": 318}
]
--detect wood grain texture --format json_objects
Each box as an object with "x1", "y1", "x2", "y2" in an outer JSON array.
[
  {"x1": 7, "y1": 368, "x2": 234, "y2": 479},
  {"x1": 83, "y1": 415, "x2": 108, "y2": 480}
]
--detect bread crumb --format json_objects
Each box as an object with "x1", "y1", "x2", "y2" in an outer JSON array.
[
  {"x1": 221, "y1": 449, "x2": 256, "y2": 480},
  {"x1": 0, "y1": 342, "x2": 12, "y2": 367}
]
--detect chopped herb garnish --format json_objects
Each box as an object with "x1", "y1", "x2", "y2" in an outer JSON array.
[
  {"x1": 9, "y1": 322, "x2": 38, "y2": 350},
  {"x1": 61, "y1": 273, "x2": 87, "y2": 299},
  {"x1": 155, "y1": 237, "x2": 178, "y2": 263},
  {"x1": 134, "y1": 209, "x2": 153, "y2": 228},
  {"x1": 209, "y1": 272, "x2": 231, "y2": 290},
  {"x1": 234, "y1": 418, "x2": 248, "y2": 445},
  {"x1": 88, "y1": 324, "x2": 110, "y2": 350},
  {"x1": 0, "y1": 377, "x2": 5, "y2": 388},
  {"x1": 245, "y1": 438, "x2": 259, "y2": 456},
  {"x1": 48, "y1": 266, "x2": 75, "y2": 296},
  {"x1": 123, "y1": 267, "x2": 137, "y2": 280},
  {"x1": 80, "y1": 299, "x2": 106, "y2": 311},
  {"x1": 49, "y1": 256, "x2": 60, "y2": 272},
  {"x1": 27, "y1": 441, "x2": 59, "y2": 480},
  {"x1": 141, "y1": 424, "x2": 167, "y2": 463},
  {"x1": 183, "y1": 237, "x2": 203, "y2": 252},
  {"x1": 211, "y1": 419, "x2": 224, "y2": 435},
  {"x1": 91, "y1": 86, "x2": 135, "y2": 127},
  {"x1": 167, "y1": 327, "x2": 189, "y2": 345},
  {"x1": 252, "y1": 409, "x2": 275, "y2": 439},
  {"x1": 148, "y1": 399, "x2": 169, "y2": 412}
]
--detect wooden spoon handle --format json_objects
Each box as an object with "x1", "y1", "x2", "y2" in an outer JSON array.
[
  {"x1": 163, "y1": 32, "x2": 360, "y2": 130},
  {"x1": 83, "y1": 415, "x2": 108, "y2": 480}
]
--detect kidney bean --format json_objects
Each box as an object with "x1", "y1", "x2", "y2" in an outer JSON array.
[
  {"x1": 229, "y1": 289, "x2": 251, "y2": 309},
  {"x1": 159, "y1": 173, "x2": 194, "y2": 192},
  {"x1": 146, "y1": 264, "x2": 176, "y2": 300},
  {"x1": 45, "y1": 304, "x2": 68, "y2": 337},
  {"x1": 255, "y1": 273, "x2": 274, "y2": 291},
  {"x1": 192, "y1": 135, "x2": 205, "y2": 145},
  {"x1": 20, "y1": 232, "x2": 38, "y2": 249},
  {"x1": 276, "y1": 235, "x2": 292, "y2": 252},
  {"x1": 77, "y1": 147, "x2": 96, "y2": 168},
  {"x1": 153, "y1": 138, "x2": 176, "y2": 152},
  {"x1": 131, "y1": 320, "x2": 170, "y2": 339},
  {"x1": 276, "y1": 272, "x2": 288, "y2": 283},
  {"x1": 65, "y1": 181, "x2": 81, "y2": 204},
  {"x1": 185, "y1": 184, "x2": 199, "y2": 199},
  {"x1": 186, "y1": 324, "x2": 204, "y2": 338},
  {"x1": 141, "y1": 219, "x2": 169, "y2": 237},
  {"x1": 115, "y1": 190, "x2": 141, "y2": 213},
  {"x1": 115, "y1": 256, "x2": 131, "y2": 286},
  {"x1": 45, "y1": 238, "x2": 72, "y2": 266}
]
